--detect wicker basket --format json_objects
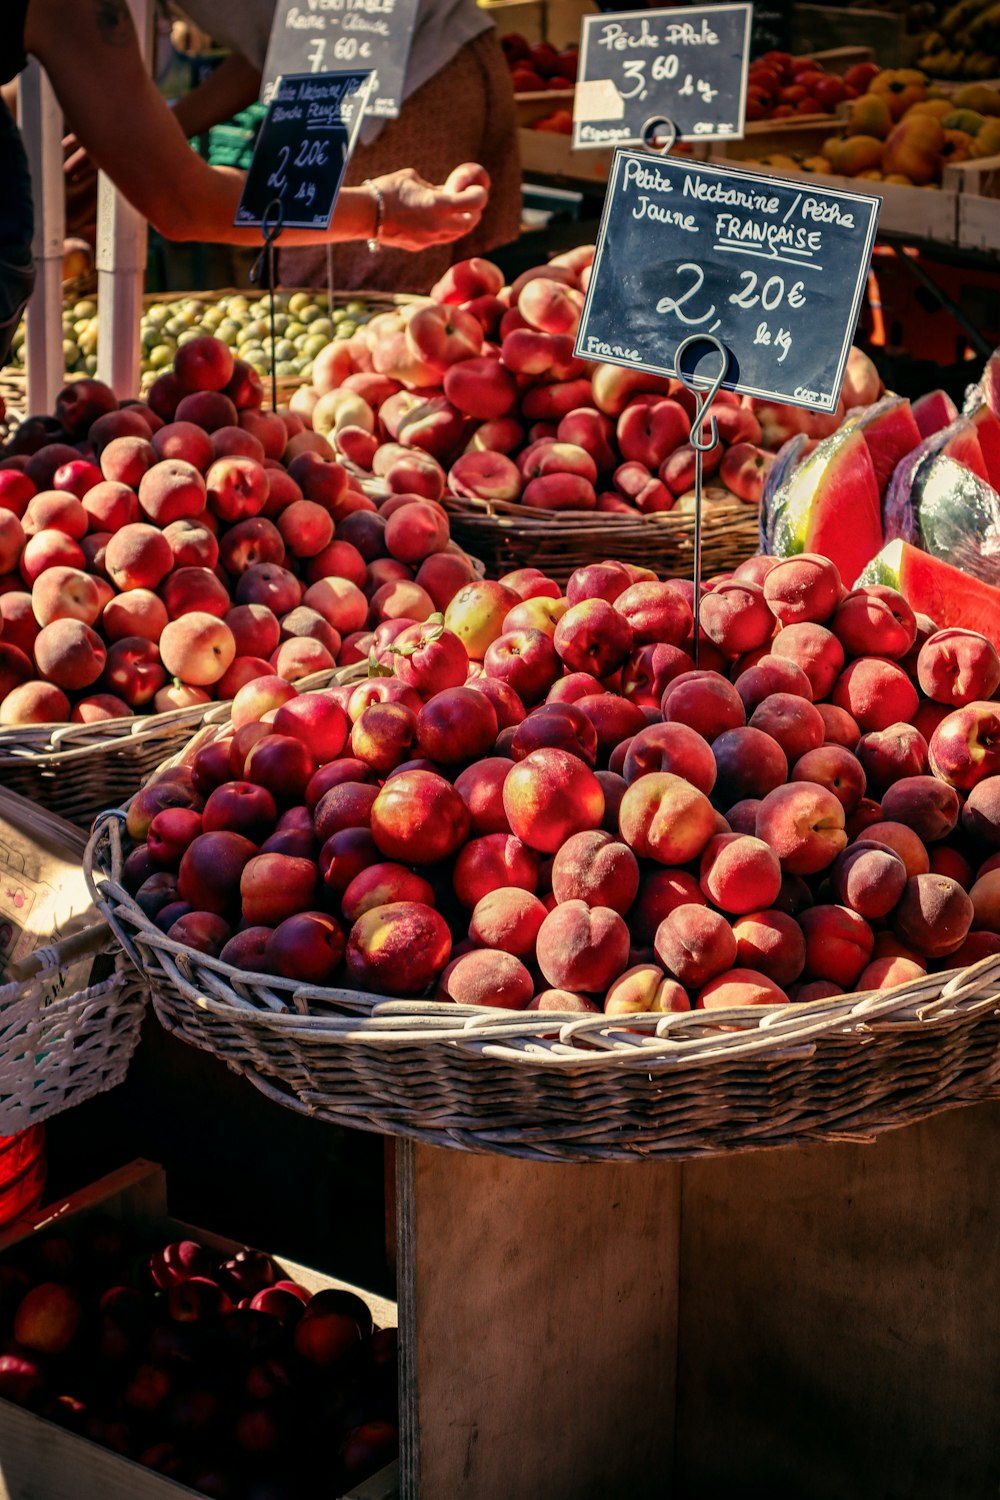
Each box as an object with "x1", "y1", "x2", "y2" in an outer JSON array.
[
  {"x1": 86, "y1": 805, "x2": 1000, "y2": 1164},
  {"x1": 0, "y1": 923, "x2": 147, "y2": 1133},
  {"x1": 0, "y1": 701, "x2": 227, "y2": 831},
  {"x1": 443, "y1": 491, "x2": 761, "y2": 586}
]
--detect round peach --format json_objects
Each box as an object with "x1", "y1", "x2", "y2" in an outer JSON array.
[
  {"x1": 103, "y1": 588, "x2": 168, "y2": 643},
  {"x1": 618, "y1": 772, "x2": 715, "y2": 866},
  {"x1": 699, "y1": 833, "x2": 781, "y2": 915},
  {"x1": 830, "y1": 840, "x2": 908, "y2": 920},
  {"x1": 468, "y1": 888, "x2": 547, "y2": 958},
  {"x1": 31, "y1": 566, "x2": 101, "y2": 627},
  {"x1": 453, "y1": 833, "x2": 538, "y2": 909},
  {"x1": 879, "y1": 776, "x2": 959, "y2": 843},
  {"x1": 762, "y1": 553, "x2": 841, "y2": 625},
  {"x1": 341, "y1": 863, "x2": 435, "y2": 924},
  {"x1": 551, "y1": 830, "x2": 639, "y2": 914},
  {"x1": 832, "y1": 585, "x2": 916, "y2": 661},
  {"x1": 622, "y1": 721, "x2": 716, "y2": 795},
  {"x1": 0, "y1": 680, "x2": 71, "y2": 725},
  {"x1": 438, "y1": 950, "x2": 533, "y2": 1009},
  {"x1": 661, "y1": 672, "x2": 745, "y2": 741},
  {"x1": 503, "y1": 748, "x2": 604, "y2": 854},
  {"x1": 735, "y1": 656, "x2": 813, "y2": 712},
  {"x1": 535, "y1": 900, "x2": 630, "y2": 994},
  {"x1": 917, "y1": 628, "x2": 1000, "y2": 708},
  {"x1": 370, "y1": 770, "x2": 471, "y2": 864},
  {"x1": 137, "y1": 460, "x2": 206, "y2": 526},
  {"x1": 19, "y1": 529, "x2": 86, "y2": 585},
  {"x1": 654, "y1": 906, "x2": 736, "y2": 988},
  {"x1": 731, "y1": 910, "x2": 805, "y2": 987},
  {"x1": 928, "y1": 702, "x2": 1000, "y2": 791},
  {"x1": 454, "y1": 758, "x2": 512, "y2": 835},
  {"x1": 791, "y1": 744, "x2": 866, "y2": 813},
  {"x1": 893, "y1": 873, "x2": 974, "y2": 956},
  {"x1": 240, "y1": 852, "x2": 320, "y2": 926},
  {"x1": 105, "y1": 523, "x2": 173, "y2": 592},
  {"x1": 346, "y1": 901, "x2": 451, "y2": 996},
  {"x1": 416, "y1": 686, "x2": 497, "y2": 765},
  {"x1": 800, "y1": 904, "x2": 874, "y2": 989},
  {"x1": 962, "y1": 779, "x2": 1000, "y2": 850},
  {"x1": 697, "y1": 968, "x2": 788, "y2": 1008},
  {"x1": 748, "y1": 693, "x2": 825, "y2": 764},
  {"x1": 970, "y1": 870, "x2": 1000, "y2": 934},
  {"x1": 857, "y1": 821, "x2": 930, "y2": 879},
  {"x1": 857, "y1": 956, "x2": 926, "y2": 990},
  {"x1": 159, "y1": 613, "x2": 236, "y2": 686},
  {"x1": 755, "y1": 782, "x2": 847, "y2": 875},
  {"x1": 832, "y1": 658, "x2": 919, "y2": 734},
  {"x1": 711, "y1": 726, "x2": 788, "y2": 805},
  {"x1": 33, "y1": 619, "x2": 105, "y2": 689},
  {"x1": 263, "y1": 911, "x2": 345, "y2": 985},
  {"x1": 603, "y1": 965, "x2": 689, "y2": 1015},
  {"x1": 23, "y1": 490, "x2": 88, "y2": 539},
  {"x1": 770, "y1": 623, "x2": 844, "y2": 701}
]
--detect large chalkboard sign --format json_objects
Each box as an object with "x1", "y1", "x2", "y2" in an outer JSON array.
[
  {"x1": 261, "y1": 0, "x2": 420, "y2": 119},
  {"x1": 574, "y1": 152, "x2": 880, "y2": 413},
  {"x1": 235, "y1": 72, "x2": 372, "y2": 231},
  {"x1": 573, "y1": 4, "x2": 751, "y2": 150}
]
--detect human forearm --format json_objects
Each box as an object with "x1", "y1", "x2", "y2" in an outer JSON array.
[{"x1": 171, "y1": 52, "x2": 262, "y2": 140}]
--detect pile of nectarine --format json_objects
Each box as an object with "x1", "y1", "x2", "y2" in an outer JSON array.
[
  {"x1": 0, "y1": 338, "x2": 481, "y2": 728},
  {"x1": 121, "y1": 547, "x2": 1000, "y2": 1014},
  {"x1": 0, "y1": 1217, "x2": 396, "y2": 1497},
  {"x1": 287, "y1": 253, "x2": 882, "y2": 517}
]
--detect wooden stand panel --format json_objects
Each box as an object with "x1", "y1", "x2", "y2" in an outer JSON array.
[
  {"x1": 673, "y1": 1102, "x2": 1000, "y2": 1500},
  {"x1": 396, "y1": 1141, "x2": 680, "y2": 1500}
]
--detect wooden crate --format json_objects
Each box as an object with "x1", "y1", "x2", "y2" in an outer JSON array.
[
  {"x1": 0, "y1": 1161, "x2": 397, "y2": 1500},
  {"x1": 518, "y1": 125, "x2": 615, "y2": 183},
  {"x1": 947, "y1": 151, "x2": 1000, "y2": 253},
  {"x1": 515, "y1": 87, "x2": 575, "y2": 128}
]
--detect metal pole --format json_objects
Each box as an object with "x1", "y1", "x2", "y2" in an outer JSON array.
[{"x1": 20, "y1": 61, "x2": 65, "y2": 413}]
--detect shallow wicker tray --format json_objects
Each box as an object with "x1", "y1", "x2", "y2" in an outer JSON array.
[
  {"x1": 0, "y1": 922, "x2": 147, "y2": 1132},
  {"x1": 86, "y1": 803, "x2": 1000, "y2": 1164},
  {"x1": 443, "y1": 491, "x2": 760, "y2": 586}
]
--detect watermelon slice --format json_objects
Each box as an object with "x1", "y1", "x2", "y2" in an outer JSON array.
[
  {"x1": 853, "y1": 395, "x2": 923, "y2": 495},
  {"x1": 970, "y1": 404, "x2": 1000, "y2": 491},
  {"x1": 858, "y1": 540, "x2": 1000, "y2": 649},
  {"x1": 912, "y1": 389, "x2": 959, "y2": 439},
  {"x1": 883, "y1": 447, "x2": 1000, "y2": 585},
  {"x1": 771, "y1": 426, "x2": 883, "y2": 587}
]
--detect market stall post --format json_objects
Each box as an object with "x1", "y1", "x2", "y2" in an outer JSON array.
[
  {"x1": 19, "y1": 60, "x2": 64, "y2": 415},
  {"x1": 96, "y1": 0, "x2": 153, "y2": 400}
]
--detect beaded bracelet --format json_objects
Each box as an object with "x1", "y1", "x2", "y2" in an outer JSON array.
[{"x1": 364, "y1": 179, "x2": 385, "y2": 253}]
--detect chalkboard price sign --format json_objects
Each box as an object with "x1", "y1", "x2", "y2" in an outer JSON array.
[
  {"x1": 261, "y1": 0, "x2": 421, "y2": 119},
  {"x1": 235, "y1": 71, "x2": 372, "y2": 231},
  {"x1": 573, "y1": 4, "x2": 752, "y2": 150},
  {"x1": 574, "y1": 152, "x2": 880, "y2": 413}
]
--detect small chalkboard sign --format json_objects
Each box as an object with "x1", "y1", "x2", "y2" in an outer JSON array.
[
  {"x1": 234, "y1": 72, "x2": 372, "y2": 231},
  {"x1": 261, "y1": 0, "x2": 420, "y2": 119},
  {"x1": 574, "y1": 152, "x2": 880, "y2": 413},
  {"x1": 573, "y1": 4, "x2": 752, "y2": 150}
]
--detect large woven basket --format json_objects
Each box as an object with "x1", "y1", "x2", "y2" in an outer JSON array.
[
  {"x1": 86, "y1": 807, "x2": 1000, "y2": 1164},
  {"x1": 443, "y1": 491, "x2": 761, "y2": 586},
  {"x1": 0, "y1": 923, "x2": 147, "y2": 1133}
]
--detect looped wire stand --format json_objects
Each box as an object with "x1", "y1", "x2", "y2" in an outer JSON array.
[
  {"x1": 673, "y1": 332, "x2": 731, "y2": 667},
  {"x1": 249, "y1": 196, "x2": 286, "y2": 411},
  {"x1": 639, "y1": 116, "x2": 678, "y2": 154}
]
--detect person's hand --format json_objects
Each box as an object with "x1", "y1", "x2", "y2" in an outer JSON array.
[
  {"x1": 63, "y1": 130, "x2": 96, "y2": 186},
  {"x1": 373, "y1": 163, "x2": 489, "y2": 251}
]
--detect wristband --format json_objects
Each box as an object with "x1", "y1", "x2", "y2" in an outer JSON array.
[{"x1": 364, "y1": 179, "x2": 385, "y2": 253}]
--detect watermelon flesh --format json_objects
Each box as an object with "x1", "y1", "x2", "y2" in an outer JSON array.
[
  {"x1": 853, "y1": 395, "x2": 923, "y2": 495},
  {"x1": 912, "y1": 389, "x2": 959, "y2": 439},
  {"x1": 858, "y1": 540, "x2": 1000, "y2": 649},
  {"x1": 771, "y1": 425, "x2": 883, "y2": 587},
  {"x1": 970, "y1": 404, "x2": 1000, "y2": 492}
]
